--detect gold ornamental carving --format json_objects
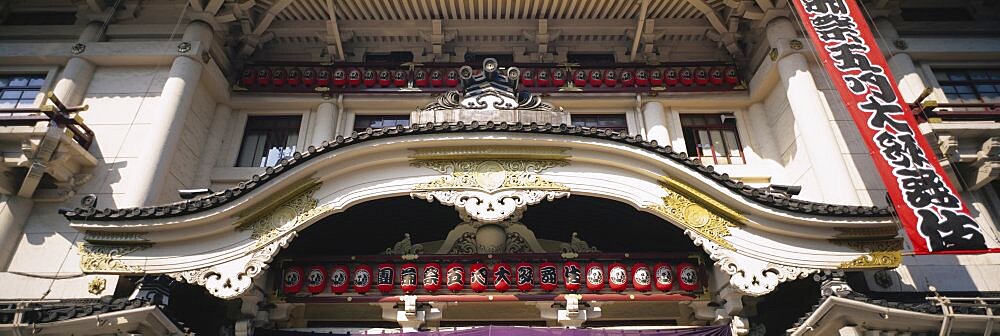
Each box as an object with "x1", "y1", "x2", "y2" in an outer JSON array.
[
  {"x1": 835, "y1": 239, "x2": 903, "y2": 269},
  {"x1": 88, "y1": 278, "x2": 107, "y2": 295},
  {"x1": 646, "y1": 176, "x2": 745, "y2": 250},
  {"x1": 411, "y1": 148, "x2": 571, "y2": 223},
  {"x1": 236, "y1": 182, "x2": 323, "y2": 249},
  {"x1": 78, "y1": 243, "x2": 147, "y2": 273}
]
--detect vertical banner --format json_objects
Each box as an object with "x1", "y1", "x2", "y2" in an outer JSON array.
[{"x1": 791, "y1": 0, "x2": 990, "y2": 253}]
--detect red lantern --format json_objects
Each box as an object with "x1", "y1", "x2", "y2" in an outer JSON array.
[
  {"x1": 620, "y1": 70, "x2": 635, "y2": 87},
  {"x1": 241, "y1": 68, "x2": 256, "y2": 86},
  {"x1": 724, "y1": 66, "x2": 739, "y2": 85},
  {"x1": 679, "y1": 68, "x2": 694, "y2": 86},
  {"x1": 317, "y1": 69, "x2": 330, "y2": 86},
  {"x1": 378, "y1": 70, "x2": 392, "y2": 87},
  {"x1": 608, "y1": 263, "x2": 628, "y2": 292},
  {"x1": 677, "y1": 262, "x2": 700, "y2": 292},
  {"x1": 603, "y1": 69, "x2": 618, "y2": 87},
  {"x1": 709, "y1": 67, "x2": 723, "y2": 85},
  {"x1": 551, "y1": 69, "x2": 567, "y2": 87},
  {"x1": 536, "y1": 69, "x2": 550, "y2": 87},
  {"x1": 664, "y1": 68, "x2": 678, "y2": 86},
  {"x1": 573, "y1": 70, "x2": 588, "y2": 87},
  {"x1": 585, "y1": 263, "x2": 605, "y2": 292},
  {"x1": 329, "y1": 265, "x2": 350, "y2": 294},
  {"x1": 302, "y1": 68, "x2": 316, "y2": 86},
  {"x1": 287, "y1": 68, "x2": 301, "y2": 86},
  {"x1": 493, "y1": 263, "x2": 512, "y2": 292},
  {"x1": 564, "y1": 261, "x2": 582, "y2": 292},
  {"x1": 348, "y1": 68, "x2": 362, "y2": 86},
  {"x1": 363, "y1": 70, "x2": 377, "y2": 87},
  {"x1": 515, "y1": 262, "x2": 534, "y2": 292},
  {"x1": 283, "y1": 266, "x2": 304, "y2": 294},
  {"x1": 306, "y1": 265, "x2": 327, "y2": 294},
  {"x1": 353, "y1": 264, "x2": 372, "y2": 294},
  {"x1": 423, "y1": 263, "x2": 442, "y2": 293},
  {"x1": 470, "y1": 262, "x2": 488, "y2": 293},
  {"x1": 653, "y1": 263, "x2": 674, "y2": 292},
  {"x1": 376, "y1": 263, "x2": 395, "y2": 294},
  {"x1": 521, "y1": 69, "x2": 536, "y2": 87},
  {"x1": 632, "y1": 263, "x2": 652, "y2": 292},
  {"x1": 650, "y1": 69, "x2": 664, "y2": 86},
  {"x1": 414, "y1": 70, "x2": 428, "y2": 87},
  {"x1": 256, "y1": 68, "x2": 270, "y2": 86},
  {"x1": 445, "y1": 70, "x2": 459, "y2": 87},
  {"x1": 539, "y1": 262, "x2": 558, "y2": 292},
  {"x1": 588, "y1": 70, "x2": 603, "y2": 87},
  {"x1": 635, "y1": 69, "x2": 649, "y2": 86},
  {"x1": 400, "y1": 263, "x2": 418, "y2": 294},
  {"x1": 694, "y1": 67, "x2": 709, "y2": 85},
  {"x1": 430, "y1": 70, "x2": 443, "y2": 87},
  {"x1": 393, "y1": 70, "x2": 408, "y2": 87},
  {"x1": 271, "y1": 68, "x2": 286, "y2": 86},
  {"x1": 332, "y1": 68, "x2": 347, "y2": 87},
  {"x1": 446, "y1": 263, "x2": 465, "y2": 292}
]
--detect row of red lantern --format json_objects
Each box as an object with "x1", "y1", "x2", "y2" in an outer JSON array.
[
  {"x1": 241, "y1": 68, "x2": 462, "y2": 88},
  {"x1": 241, "y1": 67, "x2": 740, "y2": 88},
  {"x1": 283, "y1": 261, "x2": 701, "y2": 295}
]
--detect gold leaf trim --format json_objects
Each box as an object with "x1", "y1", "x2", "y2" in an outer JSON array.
[
  {"x1": 647, "y1": 177, "x2": 744, "y2": 250},
  {"x1": 236, "y1": 182, "x2": 322, "y2": 249},
  {"x1": 835, "y1": 239, "x2": 903, "y2": 269},
  {"x1": 412, "y1": 159, "x2": 569, "y2": 193},
  {"x1": 78, "y1": 243, "x2": 147, "y2": 273}
]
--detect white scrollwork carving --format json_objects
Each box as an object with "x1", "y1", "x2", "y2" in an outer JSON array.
[
  {"x1": 170, "y1": 232, "x2": 298, "y2": 299},
  {"x1": 686, "y1": 230, "x2": 816, "y2": 297},
  {"x1": 411, "y1": 158, "x2": 570, "y2": 223}
]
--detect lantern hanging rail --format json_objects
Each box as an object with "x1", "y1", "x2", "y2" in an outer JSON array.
[
  {"x1": 909, "y1": 87, "x2": 1000, "y2": 122},
  {"x1": 283, "y1": 293, "x2": 700, "y2": 304},
  {"x1": 0, "y1": 92, "x2": 95, "y2": 150}
]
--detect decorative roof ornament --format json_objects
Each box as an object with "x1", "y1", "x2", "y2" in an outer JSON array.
[{"x1": 422, "y1": 58, "x2": 560, "y2": 112}]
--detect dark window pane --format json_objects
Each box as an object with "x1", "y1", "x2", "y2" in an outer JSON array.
[
  {"x1": 0, "y1": 78, "x2": 8, "y2": 87},
  {"x1": 976, "y1": 85, "x2": 998, "y2": 93},
  {"x1": 354, "y1": 115, "x2": 409, "y2": 131},
  {"x1": 681, "y1": 113, "x2": 744, "y2": 165},
  {"x1": 955, "y1": 85, "x2": 974, "y2": 93},
  {"x1": 236, "y1": 115, "x2": 302, "y2": 167}
]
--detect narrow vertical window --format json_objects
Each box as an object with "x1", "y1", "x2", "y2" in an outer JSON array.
[
  {"x1": 236, "y1": 115, "x2": 302, "y2": 167},
  {"x1": 681, "y1": 114, "x2": 745, "y2": 165}
]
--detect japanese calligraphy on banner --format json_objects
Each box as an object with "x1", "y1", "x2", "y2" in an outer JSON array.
[{"x1": 792, "y1": 0, "x2": 991, "y2": 254}]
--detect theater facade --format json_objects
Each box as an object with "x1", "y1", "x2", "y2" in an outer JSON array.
[{"x1": 0, "y1": 1, "x2": 998, "y2": 335}]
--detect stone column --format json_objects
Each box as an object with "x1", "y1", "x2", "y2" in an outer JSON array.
[
  {"x1": 664, "y1": 107, "x2": 686, "y2": 151},
  {"x1": 746, "y1": 103, "x2": 781, "y2": 164},
  {"x1": 0, "y1": 195, "x2": 33, "y2": 270},
  {"x1": 876, "y1": 18, "x2": 927, "y2": 102},
  {"x1": 52, "y1": 21, "x2": 104, "y2": 106},
  {"x1": 340, "y1": 109, "x2": 356, "y2": 136},
  {"x1": 641, "y1": 101, "x2": 669, "y2": 146},
  {"x1": 195, "y1": 104, "x2": 232, "y2": 187},
  {"x1": 126, "y1": 20, "x2": 213, "y2": 207},
  {"x1": 767, "y1": 18, "x2": 860, "y2": 203},
  {"x1": 312, "y1": 100, "x2": 336, "y2": 145}
]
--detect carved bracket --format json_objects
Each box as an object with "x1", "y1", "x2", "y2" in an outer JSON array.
[{"x1": 687, "y1": 231, "x2": 817, "y2": 297}]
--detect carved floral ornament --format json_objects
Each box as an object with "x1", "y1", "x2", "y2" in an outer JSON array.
[{"x1": 409, "y1": 147, "x2": 571, "y2": 223}]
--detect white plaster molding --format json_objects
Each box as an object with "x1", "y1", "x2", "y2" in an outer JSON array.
[
  {"x1": 169, "y1": 231, "x2": 297, "y2": 299},
  {"x1": 688, "y1": 230, "x2": 817, "y2": 296},
  {"x1": 412, "y1": 189, "x2": 568, "y2": 223}
]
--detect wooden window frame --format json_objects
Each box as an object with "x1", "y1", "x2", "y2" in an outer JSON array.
[{"x1": 680, "y1": 113, "x2": 746, "y2": 165}]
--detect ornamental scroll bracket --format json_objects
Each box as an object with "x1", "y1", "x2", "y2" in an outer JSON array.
[
  {"x1": 169, "y1": 181, "x2": 330, "y2": 299},
  {"x1": 409, "y1": 146, "x2": 571, "y2": 223}
]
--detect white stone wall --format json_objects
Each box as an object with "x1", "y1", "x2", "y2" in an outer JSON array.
[{"x1": 159, "y1": 79, "x2": 216, "y2": 203}]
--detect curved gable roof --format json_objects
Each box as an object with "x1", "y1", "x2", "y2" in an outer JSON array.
[{"x1": 62, "y1": 121, "x2": 890, "y2": 221}]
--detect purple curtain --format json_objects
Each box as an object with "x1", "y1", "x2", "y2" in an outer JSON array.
[{"x1": 258, "y1": 325, "x2": 730, "y2": 336}]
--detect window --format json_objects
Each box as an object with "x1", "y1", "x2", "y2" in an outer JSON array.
[
  {"x1": 1, "y1": 12, "x2": 78, "y2": 25},
  {"x1": 570, "y1": 114, "x2": 628, "y2": 132},
  {"x1": 935, "y1": 69, "x2": 1000, "y2": 106},
  {"x1": 901, "y1": 7, "x2": 973, "y2": 21},
  {"x1": 353, "y1": 115, "x2": 410, "y2": 132},
  {"x1": 0, "y1": 74, "x2": 45, "y2": 109},
  {"x1": 681, "y1": 114, "x2": 745, "y2": 165},
  {"x1": 236, "y1": 116, "x2": 301, "y2": 167},
  {"x1": 363, "y1": 52, "x2": 414, "y2": 64},
  {"x1": 567, "y1": 53, "x2": 616, "y2": 65}
]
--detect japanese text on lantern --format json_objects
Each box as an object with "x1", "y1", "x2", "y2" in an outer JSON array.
[{"x1": 792, "y1": 0, "x2": 987, "y2": 253}]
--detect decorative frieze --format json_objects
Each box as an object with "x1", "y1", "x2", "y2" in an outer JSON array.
[
  {"x1": 78, "y1": 243, "x2": 147, "y2": 273},
  {"x1": 835, "y1": 239, "x2": 903, "y2": 269},
  {"x1": 236, "y1": 182, "x2": 323, "y2": 249}
]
